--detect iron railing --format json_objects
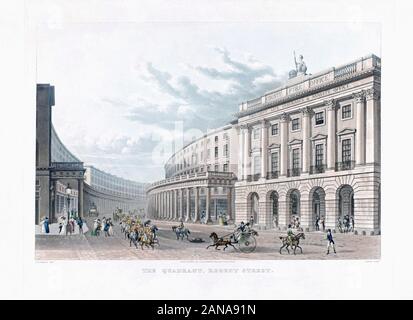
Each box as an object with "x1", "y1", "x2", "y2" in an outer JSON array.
[
  {"x1": 266, "y1": 171, "x2": 279, "y2": 179},
  {"x1": 287, "y1": 168, "x2": 301, "y2": 177},
  {"x1": 335, "y1": 161, "x2": 355, "y2": 171},
  {"x1": 310, "y1": 164, "x2": 326, "y2": 174}
]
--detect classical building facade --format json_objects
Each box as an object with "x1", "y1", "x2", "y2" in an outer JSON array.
[
  {"x1": 235, "y1": 54, "x2": 381, "y2": 235},
  {"x1": 146, "y1": 125, "x2": 238, "y2": 223},
  {"x1": 147, "y1": 54, "x2": 381, "y2": 235}
]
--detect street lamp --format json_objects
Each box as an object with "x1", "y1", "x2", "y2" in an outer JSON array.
[{"x1": 65, "y1": 183, "x2": 72, "y2": 230}]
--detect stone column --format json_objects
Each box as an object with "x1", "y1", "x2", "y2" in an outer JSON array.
[
  {"x1": 205, "y1": 186, "x2": 211, "y2": 223},
  {"x1": 324, "y1": 195, "x2": 337, "y2": 231},
  {"x1": 365, "y1": 87, "x2": 380, "y2": 165},
  {"x1": 243, "y1": 125, "x2": 251, "y2": 179},
  {"x1": 186, "y1": 188, "x2": 191, "y2": 222},
  {"x1": 193, "y1": 187, "x2": 199, "y2": 222},
  {"x1": 156, "y1": 193, "x2": 159, "y2": 218},
  {"x1": 179, "y1": 189, "x2": 184, "y2": 220},
  {"x1": 174, "y1": 189, "x2": 179, "y2": 220},
  {"x1": 278, "y1": 198, "x2": 288, "y2": 230},
  {"x1": 326, "y1": 99, "x2": 337, "y2": 170},
  {"x1": 162, "y1": 192, "x2": 166, "y2": 219},
  {"x1": 260, "y1": 120, "x2": 269, "y2": 180},
  {"x1": 354, "y1": 91, "x2": 366, "y2": 165},
  {"x1": 226, "y1": 187, "x2": 232, "y2": 221},
  {"x1": 302, "y1": 107, "x2": 311, "y2": 173},
  {"x1": 238, "y1": 126, "x2": 245, "y2": 179},
  {"x1": 169, "y1": 190, "x2": 173, "y2": 220},
  {"x1": 78, "y1": 178, "x2": 84, "y2": 218},
  {"x1": 280, "y1": 113, "x2": 289, "y2": 176}
]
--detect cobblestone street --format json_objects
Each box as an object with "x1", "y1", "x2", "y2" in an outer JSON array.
[{"x1": 35, "y1": 220, "x2": 380, "y2": 260}]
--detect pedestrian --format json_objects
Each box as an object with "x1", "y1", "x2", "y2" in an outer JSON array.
[
  {"x1": 108, "y1": 218, "x2": 114, "y2": 236},
  {"x1": 326, "y1": 229, "x2": 336, "y2": 255},
  {"x1": 58, "y1": 221, "x2": 63, "y2": 234},
  {"x1": 104, "y1": 220, "x2": 110, "y2": 237},
  {"x1": 315, "y1": 216, "x2": 320, "y2": 231},
  {"x1": 321, "y1": 216, "x2": 325, "y2": 231},
  {"x1": 44, "y1": 217, "x2": 50, "y2": 234},
  {"x1": 77, "y1": 217, "x2": 83, "y2": 235},
  {"x1": 249, "y1": 215, "x2": 254, "y2": 227}
]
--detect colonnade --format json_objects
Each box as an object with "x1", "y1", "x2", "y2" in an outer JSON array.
[{"x1": 147, "y1": 186, "x2": 234, "y2": 223}]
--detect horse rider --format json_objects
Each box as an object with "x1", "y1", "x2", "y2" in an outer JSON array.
[
  {"x1": 178, "y1": 220, "x2": 185, "y2": 231},
  {"x1": 287, "y1": 224, "x2": 295, "y2": 244}
]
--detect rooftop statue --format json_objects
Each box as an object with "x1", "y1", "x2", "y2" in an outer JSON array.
[{"x1": 291, "y1": 51, "x2": 307, "y2": 77}]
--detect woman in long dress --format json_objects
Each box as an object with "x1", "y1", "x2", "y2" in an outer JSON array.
[
  {"x1": 60, "y1": 217, "x2": 67, "y2": 235},
  {"x1": 108, "y1": 219, "x2": 114, "y2": 236},
  {"x1": 41, "y1": 217, "x2": 46, "y2": 233}
]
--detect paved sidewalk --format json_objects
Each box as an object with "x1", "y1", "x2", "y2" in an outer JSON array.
[{"x1": 35, "y1": 222, "x2": 89, "y2": 235}]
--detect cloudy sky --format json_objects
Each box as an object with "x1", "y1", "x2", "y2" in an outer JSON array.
[{"x1": 36, "y1": 21, "x2": 381, "y2": 183}]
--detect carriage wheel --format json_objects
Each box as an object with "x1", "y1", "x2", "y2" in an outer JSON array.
[{"x1": 237, "y1": 235, "x2": 256, "y2": 253}]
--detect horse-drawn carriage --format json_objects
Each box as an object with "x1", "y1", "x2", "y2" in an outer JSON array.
[
  {"x1": 88, "y1": 203, "x2": 99, "y2": 217},
  {"x1": 207, "y1": 226, "x2": 259, "y2": 253}
]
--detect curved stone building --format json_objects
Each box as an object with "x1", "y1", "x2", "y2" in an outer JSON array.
[
  {"x1": 147, "y1": 125, "x2": 238, "y2": 223},
  {"x1": 147, "y1": 54, "x2": 381, "y2": 235},
  {"x1": 35, "y1": 84, "x2": 147, "y2": 224}
]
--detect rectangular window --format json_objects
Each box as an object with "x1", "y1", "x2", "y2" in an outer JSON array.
[
  {"x1": 214, "y1": 164, "x2": 219, "y2": 172},
  {"x1": 315, "y1": 111, "x2": 325, "y2": 125},
  {"x1": 254, "y1": 156, "x2": 261, "y2": 174},
  {"x1": 253, "y1": 128, "x2": 260, "y2": 139},
  {"x1": 215, "y1": 136, "x2": 218, "y2": 143},
  {"x1": 342, "y1": 139, "x2": 352, "y2": 162},
  {"x1": 271, "y1": 152, "x2": 279, "y2": 172},
  {"x1": 315, "y1": 144, "x2": 324, "y2": 166},
  {"x1": 292, "y1": 118, "x2": 300, "y2": 131},
  {"x1": 271, "y1": 123, "x2": 279, "y2": 135},
  {"x1": 292, "y1": 149, "x2": 300, "y2": 169},
  {"x1": 342, "y1": 104, "x2": 352, "y2": 119},
  {"x1": 223, "y1": 144, "x2": 228, "y2": 157},
  {"x1": 223, "y1": 163, "x2": 228, "y2": 172},
  {"x1": 214, "y1": 146, "x2": 218, "y2": 158}
]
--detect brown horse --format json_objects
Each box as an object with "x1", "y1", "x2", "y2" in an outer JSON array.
[
  {"x1": 206, "y1": 232, "x2": 236, "y2": 251},
  {"x1": 279, "y1": 232, "x2": 305, "y2": 255}
]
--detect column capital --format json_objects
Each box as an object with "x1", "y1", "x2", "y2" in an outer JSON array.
[
  {"x1": 325, "y1": 99, "x2": 337, "y2": 111},
  {"x1": 301, "y1": 106, "x2": 312, "y2": 116},
  {"x1": 365, "y1": 87, "x2": 380, "y2": 101},
  {"x1": 260, "y1": 119, "x2": 270, "y2": 128},
  {"x1": 280, "y1": 112, "x2": 290, "y2": 122},
  {"x1": 352, "y1": 90, "x2": 366, "y2": 103}
]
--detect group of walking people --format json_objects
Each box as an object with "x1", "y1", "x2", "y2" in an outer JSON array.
[
  {"x1": 92, "y1": 217, "x2": 114, "y2": 237},
  {"x1": 338, "y1": 214, "x2": 354, "y2": 233},
  {"x1": 58, "y1": 216, "x2": 84, "y2": 235}
]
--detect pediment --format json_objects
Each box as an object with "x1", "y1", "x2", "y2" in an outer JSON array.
[
  {"x1": 288, "y1": 139, "x2": 303, "y2": 146},
  {"x1": 311, "y1": 134, "x2": 328, "y2": 141},
  {"x1": 251, "y1": 147, "x2": 261, "y2": 153},
  {"x1": 337, "y1": 128, "x2": 356, "y2": 136},
  {"x1": 268, "y1": 143, "x2": 280, "y2": 149}
]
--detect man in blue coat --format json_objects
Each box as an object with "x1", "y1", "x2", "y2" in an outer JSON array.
[{"x1": 326, "y1": 229, "x2": 336, "y2": 255}]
